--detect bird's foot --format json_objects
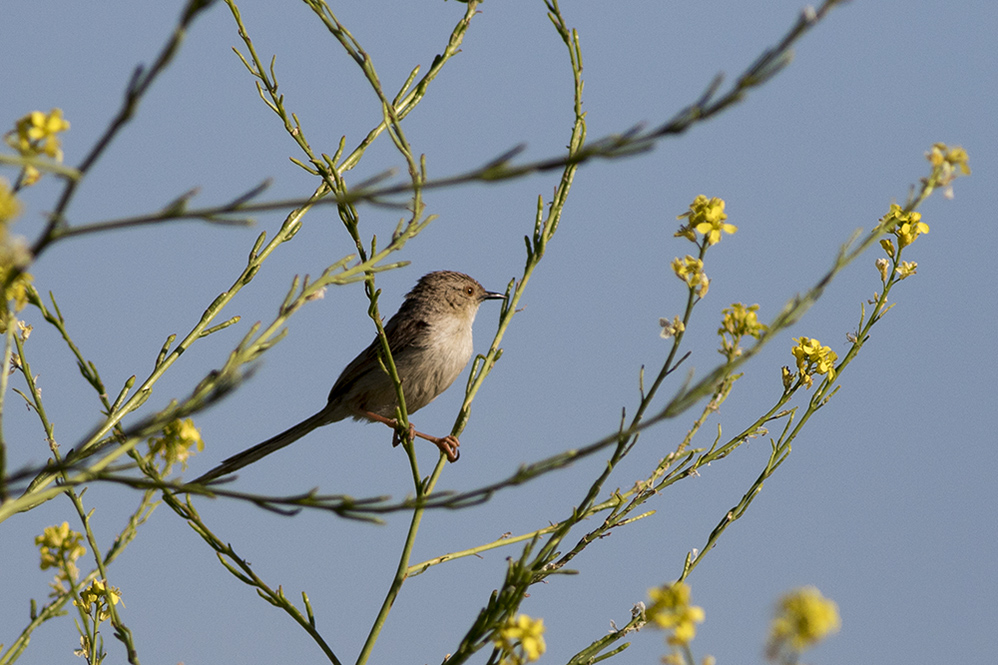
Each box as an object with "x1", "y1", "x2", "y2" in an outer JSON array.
[
  {"x1": 368, "y1": 411, "x2": 460, "y2": 462},
  {"x1": 423, "y1": 434, "x2": 460, "y2": 462},
  {"x1": 390, "y1": 422, "x2": 417, "y2": 448},
  {"x1": 399, "y1": 427, "x2": 460, "y2": 462}
]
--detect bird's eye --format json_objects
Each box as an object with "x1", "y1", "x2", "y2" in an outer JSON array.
[{"x1": 466, "y1": 286, "x2": 474, "y2": 295}]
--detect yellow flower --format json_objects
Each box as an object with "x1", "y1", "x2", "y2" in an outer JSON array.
[
  {"x1": 77, "y1": 580, "x2": 107, "y2": 606},
  {"x1": 893, "y1": 211, "x2": 929, "y2": 249},
  {"x1": 174, "y1": 418, "x2": 203, "y2": 448},
  {"x1": 6, "y1": 109, "x2": 71, "y2": 160},
  {"x1": 671, "y1": 255, "x2": 710, "y2": 297},
  {"x1": 4, "y1": 109, "x2": 71, "y2": 186},
  {"x1": 0, "y1": 211, "x2": 35, "y2": 324},
  {"x1": 718, "y1": 303, "x2": 766, "y2": 360},
  {"x1": 677, "y1": 195, "x2": 737, "y2": 245},
  {"x1": 895, "y1": 261, "x2": 918, "y2": 280},
  {"x1": 791, "y1": 337, "x2": 838, "y2": 388},
  {"x1": 695, "y1": 219, "x2": 737, "y2": 246},
  {"x1": 148, "y1": 418, "x2": 204, "y2": 471},
  {"x1": 75, "y1": 579, "x2": 123, "y2": 622},
  {"x1": 659, "y1": 315, "x2": 685, "y2": 339},
  {"x1": 5, "y1": 271, "x2": 33, "y2": 312},
  {"x1": 36, "y1": 522, "x2": 86, "y2": 584},
  {"x1": 766, "y1": 586, "x2": 840, "y2": 660},
  {"x1": 494, "y1": 614, "x2": 546, "y2": 665},
  {"x1": 927, "y1": 142, "x2": 970, "y2": 175},
  {"x1": 18, "y1": 166, "x2": 40, "y2": 187},
  {"x1": 944, "y1": 145, "x2": 970, "y2": 174},
  {"x1": 26, "y1": 109, "x2": 71, "y2": 141},
  {"x1": 0, "y1": 178, "x2": 21, "y2": 223},
  {"x1": 646, "y1": 582, "x2": 705, "y2": 647},
  {"x1": 925, "y1": 143, "x2": 970, "y2": 199},
  {"x1": 719, "y1": 303, "x2": 765, "y2": 338},
  {"x1": 877, "y1": 203, "x2": 929, "y2": 247},
  {"x1": 672, "y1": 255, "x2": 702, "y2": 281}
]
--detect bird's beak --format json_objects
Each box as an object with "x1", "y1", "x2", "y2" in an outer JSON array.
[{"x1": 482, "y1": 290, "x2": 507, "y2": 301}]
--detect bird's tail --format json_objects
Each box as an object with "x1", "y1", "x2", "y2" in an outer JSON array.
[{"x1": 192, "y1": 409, "x2": 331, "y2": 484}]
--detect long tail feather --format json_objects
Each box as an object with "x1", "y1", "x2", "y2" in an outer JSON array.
[{"x1": 192, "y1": 409, "x2": 330, "y2": 484}]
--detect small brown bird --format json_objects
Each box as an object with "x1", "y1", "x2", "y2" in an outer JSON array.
[{"x1": 194, "y1": 271, "x2": 506, "y2": 483}]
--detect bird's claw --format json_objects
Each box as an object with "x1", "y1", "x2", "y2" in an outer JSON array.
[
  {"x1": 390, "y1": 422, "x2": 417, "y2": 448},
  {"x1": 434, "y1": 435, "x2": 460, "y2": 463}
]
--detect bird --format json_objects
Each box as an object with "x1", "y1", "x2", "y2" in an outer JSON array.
[{"x1": 193, "y1": 271, "x2": 506, "y2": 483}]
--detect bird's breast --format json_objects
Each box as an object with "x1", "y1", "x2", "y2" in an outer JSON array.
[{"x1": 396, "y1": 317, "x2": 474, "y2": 412}]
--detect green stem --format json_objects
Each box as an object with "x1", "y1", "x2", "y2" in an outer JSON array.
[{"x1": 357, "y1": 458, "x2": 446, "y2": 665}]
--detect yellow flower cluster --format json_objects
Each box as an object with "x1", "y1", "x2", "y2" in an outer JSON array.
[
  {"x1": 0, "y1": 114, "x2": 43, "y2": 325},
  {"x1": 0, "y1": 228, "x2": 32, "y2": 328},
  {"x1": 676, "y1": 195, "x2": 737, "y2": 246},
  {"x1": 878, "y1": 203, "x2": 929, "y2": 253},
  {"x1": 671, "y1": 255, "x2": 710, "y2": 297},
  {"x1": 35, "y1": 522, "x2": 86, "y2": 582},
  {"x1": 790, "y1": 337, "x2": 838, "y2": 389},
  {"x1": 4, "y1": 108, "x2": 71, "y2": 186},
  {"x1": 926, "y1": 142, "x2": 970, "y2": 199},
  {"x1": 646, "y1": 581, "x2": 705, "y2": 647},
  {"x1": 494, "y1": 614, "x2": 546, "y2": 665},
  {"x1": 0, "y1": 177, "x2": 31, "y2": 305},
  {"x1": 3, "y1": 271, "x2": 33, "y2": 314},
  {"x1": 0, "y1": 178, "x2": 20, "y2": 223},
  {"x1": 874, "y1": 197, "x2": 934, "y2": 287},
  {"x1": 148, "y1": 418, "x2": 204, "y2": 471},
  {"x1": 718, "y1": 302, "x2": 767, "y2": 360},
  {"x1": 766, "y1": 586, "x2": 840, "y2": 661},
  {"x1": 75, "y1": 579, "x2": 123, "y2": 622},
  {"x1": 928, "y1": 142, "x2": 970, "y2": 173}
]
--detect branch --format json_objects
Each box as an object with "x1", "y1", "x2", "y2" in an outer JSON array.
[{"x1": 31, "y1": 0, "x2": 220, "y2": 258}]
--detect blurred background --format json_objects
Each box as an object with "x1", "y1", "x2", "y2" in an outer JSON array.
[{"x1": 2, "y1": 1, "x2": 995, "y2": 663}]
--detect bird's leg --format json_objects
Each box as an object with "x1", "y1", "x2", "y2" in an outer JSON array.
[{"x1": 361, "y1": 410, "x2": 461, "y2": 462}]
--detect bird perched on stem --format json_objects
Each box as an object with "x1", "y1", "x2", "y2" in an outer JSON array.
[{"x1": 194, "y1": 271, "x2": 506, "y2": 483}]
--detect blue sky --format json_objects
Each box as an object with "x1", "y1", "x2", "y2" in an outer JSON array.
[{"x1": 2, "y1": 1, "x2": 996, "y2": 664}]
